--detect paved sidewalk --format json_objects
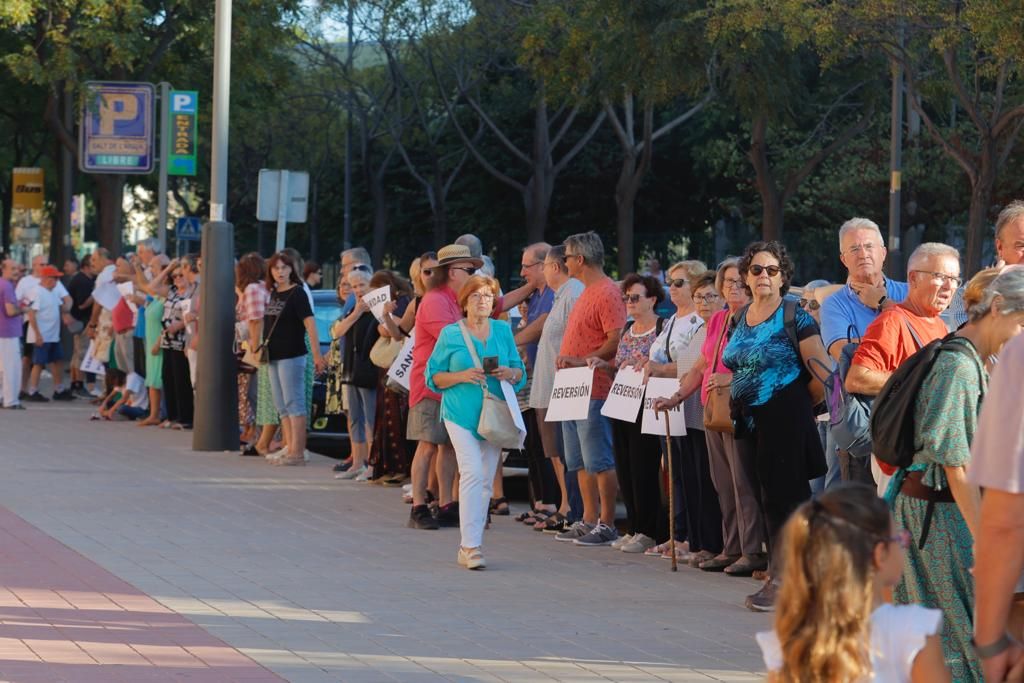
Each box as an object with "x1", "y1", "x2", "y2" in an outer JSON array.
[{"x1": 0, "y1": 400, "x2": 769, "y2": 682}]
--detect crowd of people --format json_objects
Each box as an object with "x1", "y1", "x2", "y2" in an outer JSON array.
[{"x1": 3, "y1": 203, "x2": 1024, "y2": 682}]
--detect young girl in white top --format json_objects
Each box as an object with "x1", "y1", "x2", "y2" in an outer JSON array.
[{"x1": 757, "y1": 483, "x2": 950, "y2": 682}]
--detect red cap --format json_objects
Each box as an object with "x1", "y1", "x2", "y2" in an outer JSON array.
[{"x1": 39, "y1": 265, "x2": 62, "y2": 278}]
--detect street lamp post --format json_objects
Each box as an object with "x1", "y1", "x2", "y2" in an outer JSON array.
[{"x1": 193, "y1": 0, "x2": 239, "y2": 452}]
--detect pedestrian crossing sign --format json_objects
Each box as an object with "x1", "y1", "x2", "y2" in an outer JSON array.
[{"x1": 176, "y1": 216, "x2": 201, "y2": 241}]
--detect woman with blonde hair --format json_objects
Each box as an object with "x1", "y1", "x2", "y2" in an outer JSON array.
[{"x1": 759, "y1": 483, "x2": 948, "y2": 682}]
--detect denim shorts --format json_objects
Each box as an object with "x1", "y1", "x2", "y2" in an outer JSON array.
[
  {"x1": 268, "y1": 355, "x2": 307, "y2": 418},
  {"x1": 560, "y1": 399, "x2": 615, "y2": 474},
  {"x1": 344, "y1": 384, "x2": 377, "y2": 443},
  {"x1": 32, "y1": 341, "x2": 64, "y2": 366}
]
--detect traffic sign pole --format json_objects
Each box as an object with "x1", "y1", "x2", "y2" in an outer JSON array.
[
  {"x1": 158, "y1": 82, "x2": 170, "y2": 253},
  {"x1": 275, "y1": 169, "x2": 289, "y2": 252}
]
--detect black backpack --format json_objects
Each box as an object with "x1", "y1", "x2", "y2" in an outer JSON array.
[{"x1": 870, "y1": 333, "x2": 974, "y2": 470}]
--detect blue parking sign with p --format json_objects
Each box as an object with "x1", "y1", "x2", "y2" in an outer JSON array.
[{"x1": 80, "y1": 82, "x2": 155, "y2": 174}]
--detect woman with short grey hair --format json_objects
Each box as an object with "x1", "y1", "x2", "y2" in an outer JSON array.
[{"x1": 889, "y1": 265, "x2": 1024, "y2": 680}]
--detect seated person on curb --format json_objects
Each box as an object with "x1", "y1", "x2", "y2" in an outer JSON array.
[{"x1": 845, "y1": 243, "x2": 960, "y2": 494}]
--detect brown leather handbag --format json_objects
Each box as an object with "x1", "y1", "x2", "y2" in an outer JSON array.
[{"x1": 703, "y1": 322, "x2": 733, "y2": 433}]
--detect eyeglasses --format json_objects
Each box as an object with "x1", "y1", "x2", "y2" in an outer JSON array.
[
  {"x1": 521, "y1": 261, "x2": 542, "y2": 269},
  {"x1": 469, "y1": 292, "x2": 494, "y2": 301},
  {"x1": 748, "y1": 264, "x2": 781, "y2": 277},
  {"x1": 723, "y1": 277, "x2": 745, "y2": 289},
  {"x1": 799, "y1": 298, "x2": 821, "y2": 311},
  {"x1": 669, "y1": 278, "x2": 688, "y2": 289},
  {"x1": 844, "y1": 242, "x2": 878, "y2": 256},
  {"x1": 883, "y1": 529, "x2": 911, "y2": 550},
  {"x1": 910, "y1": 270, "x2": 963, "y2": 288},
  {"x1": 693, "y1": 293, "x2": 720, "y2": 303},
  {"x1": 622, "y1": 294, "x2": 647, "y2": 304},
  {"x1": 450, "y1": 266, "x2": 476, "y2": 275}
]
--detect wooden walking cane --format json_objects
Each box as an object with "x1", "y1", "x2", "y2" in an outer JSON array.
[{"x1": 661, "y1": 409, "x2": 677, "y2": 572}]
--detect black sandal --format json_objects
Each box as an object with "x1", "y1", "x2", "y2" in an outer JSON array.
[
  {"x1": 240, "y1": 444, "x2": 260, "y2": 456},
  {"x1": 489, "y1": 497, "x2": 510, "y2": 516}
]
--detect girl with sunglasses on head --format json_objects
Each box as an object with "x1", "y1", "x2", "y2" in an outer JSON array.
[{"x1": 759, "y1": 483, "x2": 949, "y2": 683}]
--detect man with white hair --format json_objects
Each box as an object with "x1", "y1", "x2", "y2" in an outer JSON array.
[
  {"x1": 995, "y1": 200, "x2": 1024, "y2": 267},
  {"x1": 847, "y1": 242, "x2": 961, "y2": 491},
  {"x1": 820, "y1": 217, "x2": 908, "y2": 361}
]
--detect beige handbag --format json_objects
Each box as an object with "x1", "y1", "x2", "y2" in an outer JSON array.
[
  {"x1": 703, "y1": 323, "x2": 734, "y2": 434},
  {"x1": 456, "y1": 321, "x2": 523, "y2": 449},
  {"x1": 369, "y1": 335, "x2": 403, "y2": 369}
]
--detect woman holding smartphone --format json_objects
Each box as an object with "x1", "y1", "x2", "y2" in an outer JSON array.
[{"x1": 426, "y1": 275, "x2": 526, "y2": 570}]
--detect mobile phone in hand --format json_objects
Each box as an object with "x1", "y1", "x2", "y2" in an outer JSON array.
[{"x1": 482, "y1": 356, "x2": 499, "y2": 374}]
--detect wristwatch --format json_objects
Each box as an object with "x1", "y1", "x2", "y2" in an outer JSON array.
[
  {"x1": 874, "y1": 295, "x2": 887, "y2": 313},
  {"x1": 972, "y1": 633, "x2": 1014, "y2": 659}
]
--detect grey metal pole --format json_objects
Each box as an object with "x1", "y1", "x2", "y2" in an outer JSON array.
[
  {"x1": 60, "y1": 84, "x2": 74, "y2": 261},
  {"x1": 886, "y1": 45, "x2": 904, "y2": 279},
  {"x1": 157, "y1": 82, "x2": 170, "y2": 253},
  {"x1": 275, "y1": 169, "x2": 289, "y2": 251},
  {"x1": 342, "y1": 0, "x2": 354, "y2": 250},
  {"x1": 193, "y1": 0, "x2": 238, "y2": 452}
]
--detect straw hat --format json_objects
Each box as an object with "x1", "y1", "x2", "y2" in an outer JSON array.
[{"x1": 436, "y1": 244, "x2": 484, "y2": 269}]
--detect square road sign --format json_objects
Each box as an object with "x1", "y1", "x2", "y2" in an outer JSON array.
[{"x1": 80, "y1": 81, "x2": 155, "y2": 174}]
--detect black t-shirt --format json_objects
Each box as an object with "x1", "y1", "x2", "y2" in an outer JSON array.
[
  {"x1": 66, "y1": 272, "x2": 95, "y2": 323},
  {"x1": 264, "y1": 286, "x2": 313, "y2": 361}
]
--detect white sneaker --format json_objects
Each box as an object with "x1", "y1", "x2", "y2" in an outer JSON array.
[
  {"x1": 354, "y1": 466, "x2": 372, "y2": 482},
  {"x1": 265, "y1": 447, "x2": 288, "y2": 462},
  {"x1": 303, "y1": 449, "x2": 313, "y2": 462},
  {"x1": 620, "y1": 533, "x2": 657, "y2": 553},
  {"x1": 610, "y1": 533, "x2": 635, "y2": 550},
  {"x1": 402, "y1": 483, "x2": 412, "y2": 491},
  {"x1": 335, "y1": 465, "x2": 366, "y2": 480}
]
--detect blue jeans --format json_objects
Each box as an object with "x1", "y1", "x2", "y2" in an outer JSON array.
[
  {"x1": 344, "y1": 384, "x2": 377, "y2": 443},
  {"x1": 560, "y1": 399, "x2": 615, "y2": 474},
  {"x1": 809, "y1": 421, "x2": 841, "y2": 494},
  {"x1": 268, "y1": 355, "x2": 307, "y2": 418}
]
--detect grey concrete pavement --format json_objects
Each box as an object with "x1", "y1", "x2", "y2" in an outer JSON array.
[{"x1": 0, "y1": 398, "x2": 769, "y2": 682}]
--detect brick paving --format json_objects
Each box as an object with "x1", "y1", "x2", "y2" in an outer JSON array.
[{"x1": 0, "y1": 398, "x2": 769, "y2": 682}]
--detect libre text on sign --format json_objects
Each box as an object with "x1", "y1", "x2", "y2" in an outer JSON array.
[
  {"x1": 168, "y1": 90, "x2": 198, "y2": 176},
  {"x1": 80, "y1": 82, "x2": 155, "y2": 174}
]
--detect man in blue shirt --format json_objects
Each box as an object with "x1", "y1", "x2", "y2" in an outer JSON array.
[
  {"x1": 820, "y1": 217, "x2": 908, "y2": 361},
  {"x1": 513, "y1": 243, "x2": 555, "y2": 365}
]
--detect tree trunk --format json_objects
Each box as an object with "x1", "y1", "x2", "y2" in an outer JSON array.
[
  {"x1": 523, "y1": 174, "x2": 550, "y2": 245},
  {"x1": 369, "y1": 172, "x2": 389, "y2": 267},
  {"x1": 615, "y1": 152, "x2": 641, "y2": 276},
  {"x1": 93, "y1": 174, "x2": 125, "y2": 254},
  {"x1": 966, "y1": 147, "x2": 997, "y2": 276},
  {"x1": 430, "y1": 178, "x2": 447, "y2": 247},
  {"x1": 749, "y1": 116, "x2": 784, "y2": 242}
]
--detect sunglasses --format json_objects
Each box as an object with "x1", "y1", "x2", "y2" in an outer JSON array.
[
  {"x1": 749, "y1": 264, "x2": 781, "y2": 277},
  {"x1": 421, "y1": 268, "x2": 433, "y2": 277},
  {"x1": 561, "y1": 253, "x2": 580, "y2": 263},
  {"x1": 668, "y1": 278, "x2": 688, "y2": 288},
  {"x1": 450, "y1": 266, "x2": 476, "y2": 275},
  {"x1": 799, "y1": 298, "x2": 821, "y2": 311},
  {"x1": 622, "y1": 294, "x2": 647, "y2": 304}
]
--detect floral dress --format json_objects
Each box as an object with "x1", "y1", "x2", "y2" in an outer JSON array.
[{"x1": 891, "y1": 337, "x2": 986, "y2": 682}]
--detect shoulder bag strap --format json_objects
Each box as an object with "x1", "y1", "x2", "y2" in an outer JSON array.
[
  {"x1": 260, "y1": 288, "x2": 297, "y2": 350},
  {"x1": 711, "y1": 316, "x2": 729, "y2": 373},
  {"x1": 663, "y1": 315, "x2": 677, "y2": 362},
  {"x1": 899, "y1": 308, "x2": 925, "y2": 351},
  {"x1": 456, "y1": 320, "x2": 484, "y2": 370}
]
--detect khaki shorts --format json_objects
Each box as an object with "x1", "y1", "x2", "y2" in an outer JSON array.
[
  {"x1": 71, "y1": 332, "x2": 88, "y2": 368},
  {"x1": 114, "y1": 331, "x2": 134, "y2": 372},
  {"x1": 406, "y1": 398, "x2": 450, "y2": 445}
]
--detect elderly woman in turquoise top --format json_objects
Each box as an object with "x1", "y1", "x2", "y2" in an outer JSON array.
[{"x1": 426, "y1": 274, "x2": 526, "y2": 570}]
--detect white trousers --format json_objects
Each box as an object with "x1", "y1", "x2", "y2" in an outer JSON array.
[
  {"x1": 0, "y1": 337, "x2": 22, "y2": 407},
  {"x1": 445, "y1": 420, "x2": 501, "y2": 549}
]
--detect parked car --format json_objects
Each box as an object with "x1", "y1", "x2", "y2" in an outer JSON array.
[{"x1": 309, "y1": 289, "x2": 350, "y2": 458}]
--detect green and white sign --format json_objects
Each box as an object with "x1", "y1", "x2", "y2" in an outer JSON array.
[{"x1": 168, "y1": 90, "x2": 197, "y2": 176}]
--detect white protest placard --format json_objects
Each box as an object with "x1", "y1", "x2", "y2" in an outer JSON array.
[
  {"x1": 362, "y1": 286, "x2": 391, "y2": 323},
  {"x1": 116, "y1": 282, "x2": 137, "y2": 312},
  {"x1": 641, "y1": 377, "x2": 687, "y2": 436},
  {"x1": 500, "y1": 380, "x2": 528, "y2": 449},
  {"x1": 544, "y1": 367, "x2": 594, "y2": 422},
  {"x1": 80, "y1": 340, "x2": 106, "y2": 376},
  {"x1": 386, "y1": 330, "x2": 416, "y2": 391},
  {"x1": 600, "y1": 366, "x2": 646, "y2": 422},
  {"x1": 92, "y1": 283, "x2": 121, "y2": 311}
]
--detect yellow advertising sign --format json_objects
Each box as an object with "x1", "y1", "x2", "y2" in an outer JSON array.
[{"x1": 12, "y1": 167, "x2": 44, "y2": 210}]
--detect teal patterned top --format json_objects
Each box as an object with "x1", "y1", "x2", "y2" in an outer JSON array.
[{"x1": 912, "y1": 337, "x2": 987, "y2": 490}]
